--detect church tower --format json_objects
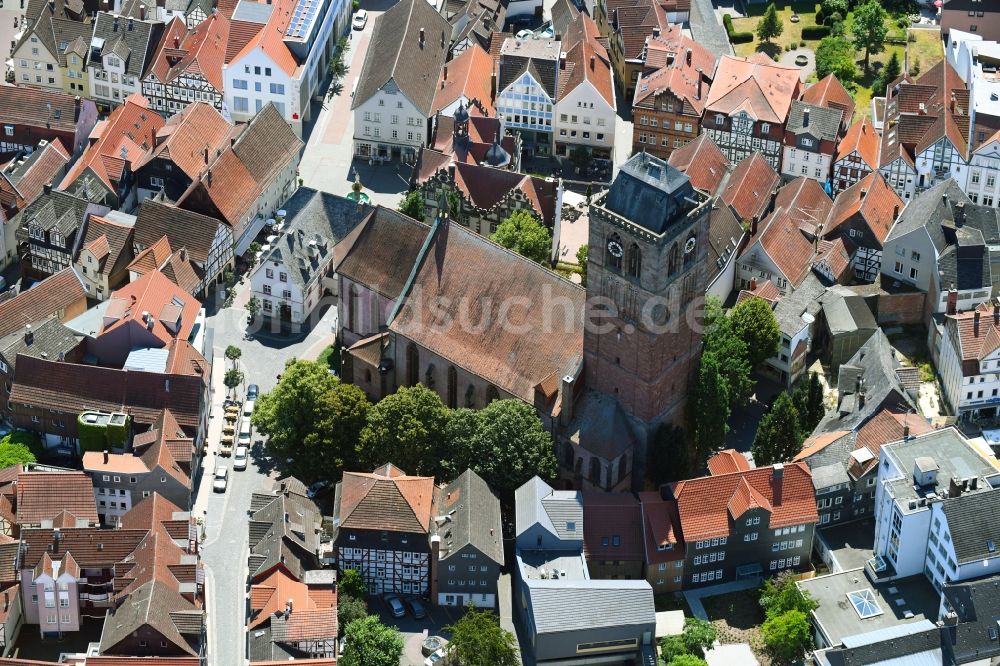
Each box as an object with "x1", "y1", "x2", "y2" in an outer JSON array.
[{"x1": 574, "y1": 152, "x2": 711, "y2": 489}]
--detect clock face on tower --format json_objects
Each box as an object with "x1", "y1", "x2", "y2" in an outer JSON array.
[
  {"x1": 684, "y1": 237, "x2": 697, "y2": 254},
  {"x1": 607, "y1": 239, "x2": 624, "y2": 258}
]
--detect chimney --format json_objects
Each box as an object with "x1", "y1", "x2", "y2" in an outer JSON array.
[
  {"x1": 43, "y1": 182, "x2": 52, "y2": 195},
  {"x1": 685, "y1": 48, "x2": 692, "y2": 67},
  {"x1": 419, "y1": 27, "x2": 425, "y2": 47},
  {"x1": 429, "y1": 535, "x2": 441, "y2": 602},
  {"x1": 652, "y1": 26, "x2": 659, "y2": 38},
  {"x1": 285, "y1": 598, "x2": 293, "y2": 618},
  {"x1": 750, "y1": 277, "x2": 757, "y2": 291},
  {"x1": 53, "y1": 528, "x2": 60, "y2": 547},
  {"x1": 696, "y1": 68, "x2": 703, "y2": 100},
  {"x1": 24, "y1": 324, "x2": 33, "y2": 345},
  {"x1": 750, "y1": 215, "x2": 759, "y2": 235},
  {"x1": 559, "y1": 374, "x2": 575, "y2": 426},
  {"x1": 443, "y1": 65, "x2": 448, "y2": 81},
  {"x1": 180, "y1": 247, "x2": 186, "y2": 261},
  {"x1": 994, "y1": 302, "x2": 998, "y2": 326},
  {"x1": 448, "y1": 162, "x2": 456, "y2": 181},
  {"x1": 803, "y1": 107, "x2": 810, "y2": 128},
  {"x1": 772, "y1": 463, "x2": 784, "y2": 505},
  {"x1": 975, "y1": 310, "x2": 981, "y2": 336},
  {"x1": 954, "y1": 201, "x2": 965, "y2": 225},
  {"x1": 590, "y1": 54, "x2": 595, "y2": 69},
  {"x1": 560, "y1": 51, "x2": 567, "y2": 70},
  {"x1": 139, "y1": 3, "x2": 145, "y2": 19},
  {"x1": 943, "y1": 192, "x2": 949, "y2": 207},
  {"x1": 203, "y1": 147, "x2": 208, "y2": 164},
  {"x1": 903, "y1": 422, "x2": 910, "y2": 439},
  {"x1": 893, "y1": 204, "x2": 900, "y2": 220},
  {"x1": 947, "y1": 286, "x2": 958, "y2": 315},
  {"x1": 103, "y1": 450, "x2": 108, "y2": 464},
  {"x1": 207, "y1": 170, "x2": 212, "y2": 186}
]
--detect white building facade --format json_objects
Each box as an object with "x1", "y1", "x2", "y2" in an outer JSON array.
[{"x1": 352, "y1": 85, "x2": 428, "y2": 163}]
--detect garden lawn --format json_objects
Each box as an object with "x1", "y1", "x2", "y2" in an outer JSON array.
[
  {"x1": 908, "y1": 27, "x2": 944, "y2": 75},
  {"x1": 701, "y1": 588, "x2": 771, "y2": 665}
]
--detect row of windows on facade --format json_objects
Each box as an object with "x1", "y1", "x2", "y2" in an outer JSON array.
[
  {"x1": 261, "y1": 285, "x2": 293, "y2": 299},
  {"x1": 100, "y1": 474, "x2": 170, "y2": 484},
  {"x1": 559, "y1": 128, "x2": 605, "y2": 141},
  {"x1": 638, "y1": 116, "x2": 693, "y2": 133},
  {"x1": 637, "y1": 134, "x2": 688, "y2": 149},
  {"x1": 768, "y1": 555, "x2": 801, "y2": 570},
  {"x1": 233, "y1": 97, "x2": 285, "y2": 116},
  {"x1": 361, "y1": 112, "x2": 421, "y2": 125},
  {"x1": 560, "y1": 114, "x2": 608, "y2": 126},
  {"x1": 232, "y1": 79, "x2": 285, "y2": 95},
  {"x1": 362, "y1": 127, "x2": 420, "y2": 141},
  {"x1": 340, "y1": 548, "x2": 428, "y2": 560}
]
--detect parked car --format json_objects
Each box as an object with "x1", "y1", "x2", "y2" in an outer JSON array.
[
  {"x1": 384, "y1": 594, "x2": 405, "y2": 618},
  {"x1": 405, "y1": 597, "x2": 427, "y2": 619},
  {"x1": 352, "y1": 9, "x2": 367, "y2": 29},
  {"x1": 212, "y1": 466, "x2": 229, "y2": 492},
  {"x1": 247, "y1": 384, "x2": 260, "y2": 400},
  {"x1": 306, "y1": 480, "x2": 330, "y2": 498},
  {"x1": 238, "y1": 420, "x2": 252, "y2": 448},
  {"x1": 424, "y1": 648, "x2": 450, "y2": 666},
  {"x1": 233, "y1": 446, "x2": 249, "y2": 471},
  {"x1": 242, "y1": 400, "x2": 255, "y2": 419}
]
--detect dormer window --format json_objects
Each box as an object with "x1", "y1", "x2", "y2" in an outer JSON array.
[
  {"x1": 566, "y1": 521, "x2": 576, "y2": 531},
  {"x1": 28, "y1": 225, "x2": 44, "y2": 240}
]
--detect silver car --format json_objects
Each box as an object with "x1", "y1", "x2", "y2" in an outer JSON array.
[
  {"x1": 212, "y1": 466, "x2": 229, "y2": 492},
  {"x1": 384, "y1": 594, "x2": 405, "y2": 618},
  {"x1": 233, "y1": 446, "x2": 249, "y2": 471}
]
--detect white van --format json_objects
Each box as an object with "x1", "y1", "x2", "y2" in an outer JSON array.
[{"x1": 238, "y1": 420, "x2": 252, "y2": 447}]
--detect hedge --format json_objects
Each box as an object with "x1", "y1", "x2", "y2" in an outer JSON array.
[
  {"x1": 722, "y1": 13, "x2": 754, "y2": 43},
  {"x1": 801, "y1": 25, "x2": 831, "y2": 39},
  {"x1": 815, "y1": 4, "x2": 825, "y2": 23},
  {"x1": 723, "y1": 13, "x2": 734, "y2": 33}
]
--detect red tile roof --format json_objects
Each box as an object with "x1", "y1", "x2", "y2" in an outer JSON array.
[
  {"x1": 15, "y1": 471, "x2": 98, "y2": 526},
  {"x1": 667, "y1": 133, "x2": 730, "y2": 195},
  {"x1": 852, "y1": 408, "x2": 934, "y2": 476},
  {"x1": 432, "y1": 44, "x2": 496, "y2": 116},
  {"x1": 0, "y1": 86, "x2": 84, "y2": 134},
  {"x1": 735, "y1": 278, "x2": 781, "y2": 307},
  {"x1": 800, "y1": 73, "x2": 855, "y2": 127},
  {"x1": 60, "y1": 95, "x2": 164, "y2": 192},
  {"x1": 0, "y1": 268, "x2": 86, "y2": 338},
  {"x1": 671, "y1": 462, "x2": 818, "y2": 541},
  {"x1": 560, "y1": 14, "x2": 615, "y2": 107},
  {"x1": 705, "y1": 53, "x2": 802, "y2": 124},
  {"x1": 753, "y1": 177, "x2": 831, "y2": 286},
  {"x1": 101, "y1": 269, "x2": 201, "y2": 347},
  {"x1": 638, "y1": 490, "x2": 683, "y2": 564},
  {"x1": 582, "y1": 492, "x2": 643, "y2": 561},
  {"x1": 83, "y1": 659, "x2": 201, "y2": 666},
  {"x1": 137, "y1": 102, "x2": 233, "y2": 183},
  {"x1": 720, "y1": 152, "x2": 779, "y2": 222},
  {"x1": 604, "y1": 0, "x2": 669, "y2": 61},
  {"x1": 834, "y1": 116, "x2": 880, "y2": 169},
  {"x1": 248, "y1": 567, "x2": 337, "y2": 637},
  {"x1": 338, "y1": 465, "x2": 436, "y2": 533},
  {"x1": 226, "y1": 0, "x2": 300, "y2": 76},
  {"x1": 824, "y1": 171, "x2": 903, "y2": 245},
  {"x1": 707, "y1": 449, "x2": 751, "y2": 475},
  {"x1": 145, "y1": 13, "x2": 229, "y2": 92}
]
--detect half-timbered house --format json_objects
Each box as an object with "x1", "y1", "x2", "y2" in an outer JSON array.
[{"x1": 141, "y1": 13, "x2": 229, "y2": 117}]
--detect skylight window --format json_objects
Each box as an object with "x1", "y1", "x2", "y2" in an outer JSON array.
[{"x1": 848, "y1": 589, "x2": 882, "y2": 619}]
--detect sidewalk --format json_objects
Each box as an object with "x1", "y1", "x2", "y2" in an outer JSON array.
[
  {"x1": 683, "y1": 578, "x2": 762, "y2": 620},
  {"x1": 192, "y1": 353, "x2": 227, "y2": 520}
]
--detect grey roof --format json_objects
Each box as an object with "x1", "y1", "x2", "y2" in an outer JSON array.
[
  {"x1": 498, "y1": 37, "x2": 560, "y2": 99},
  {"x1": 526, "y1": 580, "x2": 654, "y2": 634},
  {"x1": 14, "y1": 189, "x2": 93, "y2": 239},
  {"x1": 811, "y1": 461, "x2": 851, "y2": 490},
  {"x1": 90, "y1": 11, "x2": 165, "y2": 78},
  {"x1": 941, "y1": 576, "x2": 1000, "y2": 665},
  {"x1": 882, "y1": 428, "x2": 999, "y2": 505},
  {"x1": 514, "y1": 476, "x2": 583, "y2": 542},
  {"x1": 0, "y1": 315, "x2": 79, "y2": 370},
  {"x1": 352, "y1": 0, "x2": 451, "y2": 114},
  {"x1": 821, "y1": 287, "x2": 879, "y2": 336},
  {"x1": 602, "y1": 151, "x2": 705, "y2": 236},
  {"x1": 940, "y1": 488, "x2": 1000, "y2": 564},
  {"x1": 247, "y1": 489, "x2": 320, "y2": 581},
  {"x1": 565, "y1": 389, "x2": 638, "y2": 461},
  {"x1": 550, "y1": 0, "x2": 579, "y2": 38},
  {"x1": 885, "y1": 179, "x2": 965, "y2": 251},
  {"x1": 51, "y1": 17, "x2": 94, "y2": 68},
  {"x1": 232, "y1": 0, "x2": 273, "y2": 22},
  {"x1": 708, "y1": 199, "x2": 744, "y2": 279},
  {"x1": 816, "y1": 330, "x2": 917, "y2": 434},
  {"x1": 248, "y1": 624, "x2": 303, "y2": 662},
  {"x1": 815, "y1": 621, "x2": 943, "y2": 666},
  {"x1": 787, "y1": 101, "x2": 843, "y2": 142},
  {"x1": 100, "y1": 579, "x2": 201, "y2": 656},
  {"x1": 437, "y1": 469, "x2": 504, "y2": 565},
  {"x1": 937, "y1": 243, "x2": 991, "y2": 292},
  {"x1": 255, "y1": 188, "x2": 369, "y2": 290},
  {"x1": 774, "y1": 271, "x2": 827, "y2": 337}
]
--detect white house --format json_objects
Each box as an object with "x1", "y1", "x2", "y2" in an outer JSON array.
[
  {"x1": 937, "y1": 305, "x2": 1000, "y2": 421},
  {"x1": 496, "y1": 38, "x2": 559, "y2": 157},
  {"x1": 351, "y1": 0, "x2": 449, "y2": 163},
  {"x1": 965, "y1": 131, "x2": 1000, "y2": 207},
  {"x1": 224, "y1": 0, "x2": 350, "y2": 137},
  {"x1": 871, "y1": 428, "x2": 1000, "y2": 588},
  {"x1": 87, "y1": 11, "x2": 165, "y2": 111}
]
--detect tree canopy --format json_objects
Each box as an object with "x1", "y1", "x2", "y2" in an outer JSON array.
[
  {"x1": 667, "y1": 655, "x2": 709, "y2": 666},
  {"x1": 850, "y1": 0, "x2": 889, "y2": 72},
  {"x1": 398, "y1": 190, "x2": 426, "y2": 222},
  {"x1": 358, "y1": 384, "x2": 450, "y2": 475},
  {"x1": 337, "y1": 595, "x2": 369, "y2": 637},
  {"x1": 760, "y1": 571, "x2": 818, "y2": 619},
  {"x1": 339, "y1": 567, "x2": 367, "y2": 600},
  {"x1": 815, "y1": 36, "x2": 857, "y2": 85},
  {"x1": 729, "y1": 297, "x2": 780, "y2": 368},
  {"x1": 445, "y1": 607, "x2": 519, "y2": 666},
  {"x1": 576, "y1": 244, "x2": 588, "y2": 287},
  {"x1": 688, "y1": 352, "x2": 730, "y2": 459},
  {"x1": 761, "y1": 609, "x2": 812, "y2": 665},
  {"x1": 703, "y1": 315, "x2": 753, "y2": 407},
  {"x1": 751, "y1": 392, "x2": 803, "y2": 466},
  {"x1": 340, "y1": 616, "x2": 403, "y2": 666},
  {"x1": 756, "y1": 3, "x2": 783, "y2": 43},
  {"x1": 0, "y1": 440, "x2": 37, "y2": 468},
  {"x1": 490, "y1": 210, "x2": 552, "y2": 265},
  {"x1": 791, "y1": 372, "x2": 825, "y2": 433},
  {"x1": 225, "y1": 345, "x2": 242, "y2": 365}
]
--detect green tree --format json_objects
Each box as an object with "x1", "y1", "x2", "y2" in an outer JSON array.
[
  {"x1": 398, "y1": 190, "x2": 426, "y2": 222},
  {"x1": 760, "y1": 571, "x2": 818, "y2": 619},
  {"x1": 851, "y1": 0, "x2": 889, "y2": 73},
  {"x1": 0, "y1": 432, "x2": 42, "y2": 459},
  {"x1": 659, "y1": 636, "x2": 689, "y2": 663},
  {"x1": 688, "y1": 352, "x2": 730, "y2": 459},
  {"x1": 337, "y1": 594, "x2": 369, "y2": 636},
  {"x1": 680, "y1": 618, "x2": 717, "y2": 658},
  {"x1": 225, "y1": 345, "x2": 242, "y2": 368},
  {"x1": 751, "y1": 393, "x2": 803, "y2": 466},
  {"x1": 815, "y1": 36, "x2": 857, "y2": 85},
  {"x1": 761, "y1": 609, "x2": 812, "y2": 665},
  {"x1": 440, "y1": 400, "x2": 558, "y2": 502},
  {"x1": 445, "y1": 607, "x2": 519, "y2": 666},
  {"x1": 339, "y1": 567, "x2": 367, "y2": 599},
  {"x1": 874, "y1": 49, "x2": 902, "y2": 94},
  {"x1": 729, "y1": 296, "x2": 780, "y2": 368},
  {"x1": 823, "y1": 0, "x2": 848, "y2": 21},
  {"x1": 649, "y1": 423, "x2": 691, "y2": 486},
  {"x1": 792, "y1": 372, "x2": 825, "y2": 432},
  {"x1": 224, "y1": 368, "x2": 244, "y2": 397},
  {"x1": 0, "y1": 442, "x2": 36, "y2": 468},
  {"x1": 576, "y1": 244, "x2": 588, "y2": 287},
  {"x1": 340, "y1": 615, "x2": 403, "y2": 666},
  {"x1": 756, "y1": 3, "x2": 783, "y2": 43},
  {"x1": 252, "y1": 360, "x2": 370, "y2": 479},
  {"x1": 667, "y1": 655, "x2": 709, "y2": 666},
  {"x1": 703, "y1": 317, "x2": 753, "y2": 408},
  {"x1": 247, "y1": 296, "x2": 261, "y2": 319},
  {"x1": 491, "y1": 210, "x2": 552, "y2": 265},
  {"x1": 359, "y1": 385, "x2": 449, "y2": 475}
]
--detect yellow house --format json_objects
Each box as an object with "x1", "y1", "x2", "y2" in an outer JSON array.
[
  {"x1": 12, "y1": 0, "x2": 92, "y2": 93},
  {"x1": 61, "y1": 39, "x2": 91, "y2": 98}
]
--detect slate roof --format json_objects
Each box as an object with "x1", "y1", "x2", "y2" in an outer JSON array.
[
  {"x1": 941, "y1": 489, "x2": 1000, "y2": 565},
  {"x1": 335, "y1": 465, "x2": 435, "y2": 534},
  {"x1": 941, "y1": 576, "x2": 1000, "y2": 665},
  {"x1": 786, "y1": 100, "x2": 843, "y2": 142},
  {"x1": 705, "y1": 53, "x2": 802, "y2": 123},
  {"x1": 91, "y1": 11, "x2": 165, "y2": 78},
  {"x1": 720, "y1": 152, "x2": 779, "y2": 222},
  {"x1": 390, "y1": 220, "x2": 584, "y2": 406},
  {"x1": 670, "y1": 463, "x2": 818, "y2": 541},
  {"x1": 525, "y1": 580, "x2": 654, "y2": 634},
  {"x1": 100, "y1": 579, "x2": 201, "y2": 655},
  {"x1": 334, "y1": 206, "x2": 431, "y2": 300},
  {"x1": 707, "y1": 198, "x2": 744, "y2": 281},
  {"x1": 497, "y1": 37, "x2": 560, "y2": 99},
  {"x1": 602, "y1": 151, "x2": 705, "y2": 235},
  {"x1": 885, "y1": 178, "x2": 965, "y2": 246},
  {"x1": 667, "y1": 133, "x2": 730, "y2": 196},
  {"x1": 254, "y1": 188, "x2": 368, "y2": 290},
  {"x1": 14, "y1": 189, "x2": 94, "y2": 243},
  {"x1": 0, "y1": 268, "x2": 87, "y2": 338},
  {"x1": 515, "y1": 476, "x2": 583, "y2": 542},
  {"x1": 436, "y1": 469, "x2": 503, "y2": 565},
  {"x1": 79, "y1": 214, "x2": 134, "y2": 278},
  {"x1": 14, "y1": 0, "x2": 90, "y2": 69},
  {"x1": 248, "y1": 485, "x2": 320, "y2": 581},
  {"x1": 0, "y1": 315, "x2": 80, "y2": 372},
  {"x1": 352, "y1": 0, "x2": 451, "y2": 114},
  {"x1": 1, "y1": 139, "x2": 71, "y2": 210}
]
